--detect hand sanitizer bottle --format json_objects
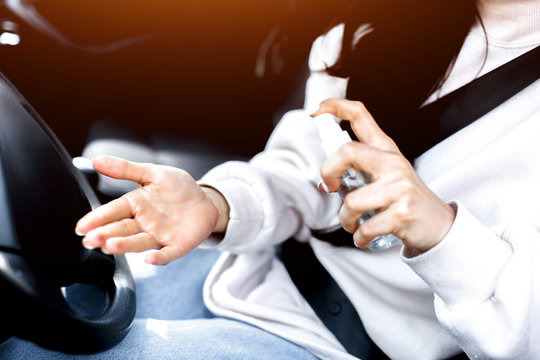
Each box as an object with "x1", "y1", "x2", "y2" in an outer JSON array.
[{"x1": 314, "y1": 113, "x2": 401, "y2": 251}]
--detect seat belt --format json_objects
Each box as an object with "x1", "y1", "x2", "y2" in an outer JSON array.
[
  {"x1": 280, "y1": 45, "x2": 540, "y2": 359},
  {"x1": 401, "y1": 44, "x2": 540, "y2": 161}
]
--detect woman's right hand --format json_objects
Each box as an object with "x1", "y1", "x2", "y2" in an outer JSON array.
[{"x1": 75, "y1": 155, "x2": 230, "y2": 265}]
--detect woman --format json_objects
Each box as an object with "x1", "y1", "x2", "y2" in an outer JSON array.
[{"x1": 6, "y1": 0, "x2": 539, "y2": 358}]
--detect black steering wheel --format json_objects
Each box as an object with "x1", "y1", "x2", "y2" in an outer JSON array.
[{"x1": 0, "y1": 73, "x2": 135, "y2": 353}]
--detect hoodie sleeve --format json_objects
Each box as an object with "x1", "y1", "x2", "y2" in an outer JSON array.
[{"x1": 403, "y1": 201, "x2": 540, "y2": 359}]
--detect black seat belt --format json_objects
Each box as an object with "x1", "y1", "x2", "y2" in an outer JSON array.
[
  {"x1": 280, "y1": 45, "x2": 540, "y2": 359},
  {"x1": 401, "y1": 44, "x2": 540, "y2": 161}
]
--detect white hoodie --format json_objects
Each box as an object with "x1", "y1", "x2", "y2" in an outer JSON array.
[{"x1": 199, "y1": 1, "x2": 540, "y2": 358}]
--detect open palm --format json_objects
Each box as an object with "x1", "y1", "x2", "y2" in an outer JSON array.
[{"x1": 76, "y1": 156, "x2": 222, "y2": 265}]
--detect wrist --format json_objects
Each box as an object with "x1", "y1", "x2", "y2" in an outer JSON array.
[
  {"x1": 403, "y1": 202, "x2": 457, "y2": 258},
  {"x1": 201, "y1": 185, "x2": 230, "y2": 233}
]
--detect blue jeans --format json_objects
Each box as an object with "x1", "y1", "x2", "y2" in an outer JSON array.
[{"x1": 0, "y1": 249, "x2": 318, "y2": 360}]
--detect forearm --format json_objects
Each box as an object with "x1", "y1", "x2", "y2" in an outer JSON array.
[{"x1": 198, "y1": 111, "x2": 342, "y2": 253}]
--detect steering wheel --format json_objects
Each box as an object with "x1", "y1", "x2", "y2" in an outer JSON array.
[{"x1": 0, "y1": 73, "x2": 135, "y2": 353}]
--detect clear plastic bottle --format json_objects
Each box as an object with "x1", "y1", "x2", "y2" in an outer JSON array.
[{"x1": 314, "y1": 114, "x2": 401, "y2": 251}]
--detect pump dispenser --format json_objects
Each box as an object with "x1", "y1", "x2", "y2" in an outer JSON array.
[{"x1": 314, "y1": 114, "x2": 401, "y2": 251}]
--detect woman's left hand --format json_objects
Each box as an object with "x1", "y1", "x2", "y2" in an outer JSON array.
[{"x1": 312, "y1": 98, "x2": 456, "y2": 254}]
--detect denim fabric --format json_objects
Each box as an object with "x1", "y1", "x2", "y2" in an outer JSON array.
[{"x1": 0, "y1": 249, "x2": 318, "y2": 360}]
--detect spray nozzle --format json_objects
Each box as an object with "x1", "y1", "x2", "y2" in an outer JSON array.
[{"x1": 313, "y1": 113, "x2": 352, "y2": 157}]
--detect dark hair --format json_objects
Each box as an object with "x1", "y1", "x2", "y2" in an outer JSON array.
[{"x1": 327, "y1": 1, "x2": 478, "y2": 143}]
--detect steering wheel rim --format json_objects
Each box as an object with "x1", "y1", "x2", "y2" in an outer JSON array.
[{"x1": 0, "y1": 73, "x2": 135, "y2": 353}]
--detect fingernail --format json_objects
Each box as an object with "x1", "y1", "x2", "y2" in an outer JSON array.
[
  {"x1": 318, "y1": 180, "x2": 330, "y2": 193},
  {"x1": 82, "y1": 231, "x2": 102, "y2": 249},
  {"x1": 101, "y1": 247, "x2": 111, "y2": 255},
  {"x1": 144, "y1": 252, "x2": 159, "y2": 265},
  {"x1": 75, "y1": 220, "x2": 88, "y2": 236},
  {"x1": 82, "y1": 237, "x2": 97, "y2": 250}
]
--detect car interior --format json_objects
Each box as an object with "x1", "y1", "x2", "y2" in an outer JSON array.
[{"x1": 0, "y1": 0, "x2": 351, "y2": 353}]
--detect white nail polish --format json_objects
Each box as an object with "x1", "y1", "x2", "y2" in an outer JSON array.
[{"x1": 319, "y1": 180, "x2": 330, "y2": 193}]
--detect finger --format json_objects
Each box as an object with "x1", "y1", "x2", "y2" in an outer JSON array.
[
  {"x1": 76, "y1": 196, "x2": 134, "y2": 235},
  {"x1": 92, "y1": 155, "x2": 156, "y2": 185},
  {"x1": 145, "y1": 244, "x2": 187, "y2": 266},
  {"x1": 338, "y1": 182, "x2": 396, "y2": 232},
  {"x1": 320, "y1": 141, "x2": 403, "y2": 191},
  {"x1": 351, "y1": 208, "x2": 399, "y2": 249},
  {"x1": 82, "y1": 218, "x2": 141, "y2": 249},
  {"x1": 311, "y1": 98, "x2": 398, "y2": 152},
  {"x1": 102, "y1": 232, "x2": 159, "y2": 255}
]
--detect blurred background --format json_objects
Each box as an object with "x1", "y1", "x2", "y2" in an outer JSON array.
[{"x1": 0, "y1": 0, "x2": 352, "y2": 158}]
